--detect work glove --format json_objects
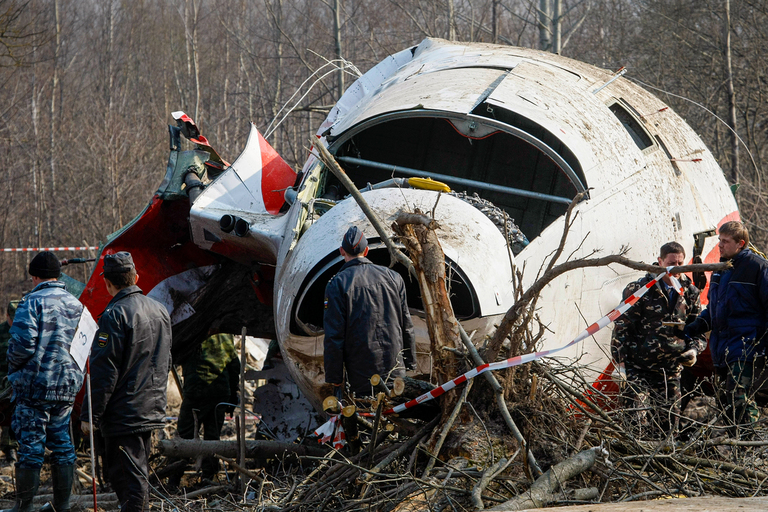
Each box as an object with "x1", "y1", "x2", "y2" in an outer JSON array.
[
  {"x1": 80, "y1": 421, "x2": 94, "y2": 435},
  {"x1": 678, "y1": 349, "x2": 697, "y2": 367}
]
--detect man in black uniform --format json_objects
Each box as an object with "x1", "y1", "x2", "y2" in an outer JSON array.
[
  {"x1": 81, "y1": 252, "x2": 172, "y2": 512},
  {"x1": 323, "y1": 226, "x2": 416, "y2": 397}
]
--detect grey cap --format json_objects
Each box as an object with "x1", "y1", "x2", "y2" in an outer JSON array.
[{"x1": 102, "y1": 251, "x2": 136, "y2": 274}]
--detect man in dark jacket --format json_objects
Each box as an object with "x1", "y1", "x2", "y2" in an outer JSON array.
[
  {"x1": 685, "y1": 221, "x2": 768, "y2": 427},
  {"x1": 5, "y1": 252, "x2": 85, "y2": 512},
  {"x1": 323, "y1": 226, "x2": 416, "y2": 397},
  {"x1": 81, "y1": 252, "x2": 172, "y2": 512},
  {"x1": 612, "y1": 242, "x2": 706, "y2": 436}
]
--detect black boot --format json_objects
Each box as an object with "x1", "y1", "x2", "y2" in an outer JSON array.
[
  {"x1": 0, "y1": 467, "x2": 40, "y2": 512},
  {"x1": 39, "y1": 464, "x2": 74, "y2": 512}
]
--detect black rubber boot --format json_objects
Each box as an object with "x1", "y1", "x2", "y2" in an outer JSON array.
[
  {"x1": 0, "y1": 467, "x2": 40, "y2": 512},
  {"x1": 39, "y1": 464, "x2": 74, "y2": 512}
]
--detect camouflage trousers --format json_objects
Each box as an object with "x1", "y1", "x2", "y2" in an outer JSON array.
[
  {"x1": 715, "y1": 358, "x2": 763, "y2": 428},
  {"x1": 11, "y1": 398, "x2": 76, "y2": 469},
  {"x1": 621, "y1": 367, "x2": 682, "y2": 438}
]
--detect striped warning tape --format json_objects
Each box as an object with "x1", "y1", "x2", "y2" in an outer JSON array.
[
  {"x1": 315, "y1": 269, "x2": 682, "y2": 443},
  {"x1": 2, "y1": 247, "x2": 98, "y2": 252}
]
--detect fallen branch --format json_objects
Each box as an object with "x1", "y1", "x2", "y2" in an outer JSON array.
[
  {"x1": 472, "y1": 455, "x2": 515, "y2": 510},
  {"x1": 216, "y1": 454, "x2": 264, "y2": 483},
  {"x1": 487, "y1": 447, "x2": 607, "y2": 511},
  {"x1": 158, "y1": 439, "x2": 328, "y2": 459},
  {"x1": 487, "y1": 255, "x2": 730, "y2": 360},
  {"x1": 311, "y1": 139, "x2": 414, "y2": 274},
  {"x1": 181, "y1": 484, "x2": 231, "y2": 500}
]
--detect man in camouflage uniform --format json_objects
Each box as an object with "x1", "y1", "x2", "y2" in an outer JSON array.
[
  {"x1": 5, "y1": 252, "x2": 85, "y2": 512},
  {"x1": 0, "y1": 300, "x2": 19, "y2": 463},
  {"x1": 169, "y1": 326, "x2": 240, "y2": 488},
  {"x1": 612, "y1": 242, "x2": 706, "y2": 437}
]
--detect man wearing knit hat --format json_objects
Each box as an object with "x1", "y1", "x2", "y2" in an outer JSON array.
[
  {"x1": 4, "y1": 252, "x2": 85, "y2": 512},
  {"x1": 323, "y1": 226, "x2": 416, "y2": 397}
]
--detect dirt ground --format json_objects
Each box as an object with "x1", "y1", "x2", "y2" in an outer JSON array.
[{"x1": 513, "y1": 496, "x2": 768, "y2": 512}]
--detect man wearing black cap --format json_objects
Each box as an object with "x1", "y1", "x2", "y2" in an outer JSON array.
[
  {"x1": 5, "y1": 252, "x2": 85, "y2": 512},
  {"x1": 323, "y1": 226, "x2": 416, "y2": 397},
  {"x1": 81, "y1": 251, "x2": 172, "y2": 512}
]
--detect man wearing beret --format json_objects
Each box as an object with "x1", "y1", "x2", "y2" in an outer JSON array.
[
  {"x1": 82, "y1": 252, "x2": 171, "y2": 512},
  {"x1": 5, "y1": 252, "x2": 85, "y2": 512},
  {"x1": 323, "y1": 226, "x2": 416, "y2": 397}
]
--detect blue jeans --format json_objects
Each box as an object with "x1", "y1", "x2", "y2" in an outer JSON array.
[{"x1": 12, "y1": 399, "x2": 75, "y2": 469}]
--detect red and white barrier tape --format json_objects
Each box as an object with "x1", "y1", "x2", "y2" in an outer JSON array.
[
  {"x1": 315, "y1": 269, "x2": 681, "y2": 444},
  {"x1": 2, "y1": 247, "x2": 98, "y2": 252}
]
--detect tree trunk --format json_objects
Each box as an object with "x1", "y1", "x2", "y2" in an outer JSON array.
[
  {"x1": 158, "y1": 438, "x2": 328, "y2": 459},
  {"x1": 538, "y1": 0, "x2": 551, "y2": 51},
  {"x1": 487, "y1": 447, "x2": 605, "y2": 511},
  {"x1": 393, "y1": 211, "x2": 461, "y2": 413},
  {"x1": 333, "y1": 0, "x2": 344, "y2": 97},
  {"x1": 724, "y1": 0, "x2": 739, "y2": 186}
]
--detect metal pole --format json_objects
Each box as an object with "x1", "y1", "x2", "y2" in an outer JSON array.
[
  {"x1": 335, "y1": 155, "x2": 574, "y2": 205},
  {"x1": 85, "y1": 360, "x2": 98, "y2": 511},
  {"x1": 238, "y1": 327, "x2": 247, "y2": 492}
]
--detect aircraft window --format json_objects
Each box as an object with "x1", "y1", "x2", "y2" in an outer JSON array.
[
  {"x1": 609, "y1": 102, "x2": 653, "y2": 150},
  {"x1": 329, "y1": 116, "x2": 581, "y2": 242}
]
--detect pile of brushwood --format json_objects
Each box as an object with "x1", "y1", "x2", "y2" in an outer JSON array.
[{"x1": 142, "y1": 356, "x2": 768, "y2": 512}]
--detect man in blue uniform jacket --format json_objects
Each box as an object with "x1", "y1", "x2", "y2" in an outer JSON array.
[
  {"x1": 5, "y1": 252, "x2": 85, "y2": 512},
  {"x1": 686, "y1": 221, "x2": 768, "y2": 428}
]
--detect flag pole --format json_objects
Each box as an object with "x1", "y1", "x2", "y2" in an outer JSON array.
[{"x1": 85, "y1": 360, "x2": 98, "y2": 511}]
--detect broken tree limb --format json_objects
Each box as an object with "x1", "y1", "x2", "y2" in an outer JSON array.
[
  {"x1": 487, "y1": 447, "x2": 607, "y2": 511},
  {"x1": 393, "y1": 209, "x2": 462, "y2": 414},
  {"x1": 361, "y1": 415, "x2": 440, "y2": 484},
  {"x1": 311, "y1": 140, "x2": 414, "y2": 274},
  {"x1": 158, "y1": 439, "x2": 329, "y2": 459},
  {"x1": 422, "y1": 379, "x2": 473, "y2": 478},
  {"x1": 486, "y1": 254, "x2": 731, "y2": 361},
  {"x1": 216, "y1": 454, "x2": 264, "y2": 483},
  {"x1": 458, "y1": 323, "x2": 543, "y2": 477},
  {"x1": 472, "y1": 455, "x2": 514, "y2": 510},
  {"x1": 0, "y1": 493, "x2": 119, "y2": 508}
]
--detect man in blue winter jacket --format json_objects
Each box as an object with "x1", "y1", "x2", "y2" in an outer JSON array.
[
  {"x1": 685, "y1": 221, "x2": 768, "y2": 428},
  {"x1": 4, "y1": 252, "x2": 85, "y2": 512}
]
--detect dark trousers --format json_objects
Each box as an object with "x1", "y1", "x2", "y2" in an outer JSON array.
[
  {"x1": 177, "y1": 396, "x2": 225, "y2": 478},
  {"x1": 104, "y1": 432, "x2": 151, "y2": 512}
]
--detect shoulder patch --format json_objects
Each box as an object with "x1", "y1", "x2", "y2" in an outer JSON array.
[{"x1": 97, "y1": 332, "x2": 109, "y2": 348}]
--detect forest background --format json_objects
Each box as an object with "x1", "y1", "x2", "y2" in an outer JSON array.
[{"x1": 1, "y1": 0, "x2": 766, "y2": 299}]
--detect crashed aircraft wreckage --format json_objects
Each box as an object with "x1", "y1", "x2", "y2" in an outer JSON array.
[{"x1": 68, "y1": 38, "x2": 736, "y2": 418}]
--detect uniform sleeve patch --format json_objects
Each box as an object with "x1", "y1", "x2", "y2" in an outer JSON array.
[
  {"x1": 324, "y1": 297, "x2": 329, "y2": 309},
  {"x1": 97, "y1": 332, "x2": 109, "y2": 347}
]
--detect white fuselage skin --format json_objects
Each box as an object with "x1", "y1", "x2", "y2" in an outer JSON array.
[{"x1": 188, "y1": 39, "x2": 738, "y2": 412}]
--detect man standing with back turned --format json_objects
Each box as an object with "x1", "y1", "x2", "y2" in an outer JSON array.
[
  {"x1": 81, "y1": 252, "x2": 172, "y2": 512},
  {"x1": 4, "y1": 252, "x2": 85, "y2": 512},
  {"x1": 323, "y1": 226, "x2": 416, "y2": 397},
  {"x1": 685, "y1": 221, "x2": 768, "y2": 429}
]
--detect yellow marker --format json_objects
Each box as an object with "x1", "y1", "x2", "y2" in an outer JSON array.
[{"x1": 408, "y1": 177, "x2": 451, "y2": 192}]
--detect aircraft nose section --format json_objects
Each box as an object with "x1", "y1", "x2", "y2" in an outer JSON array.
[{"x1": 275, "y1": 188, "x2": 519, "y2": 341}]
